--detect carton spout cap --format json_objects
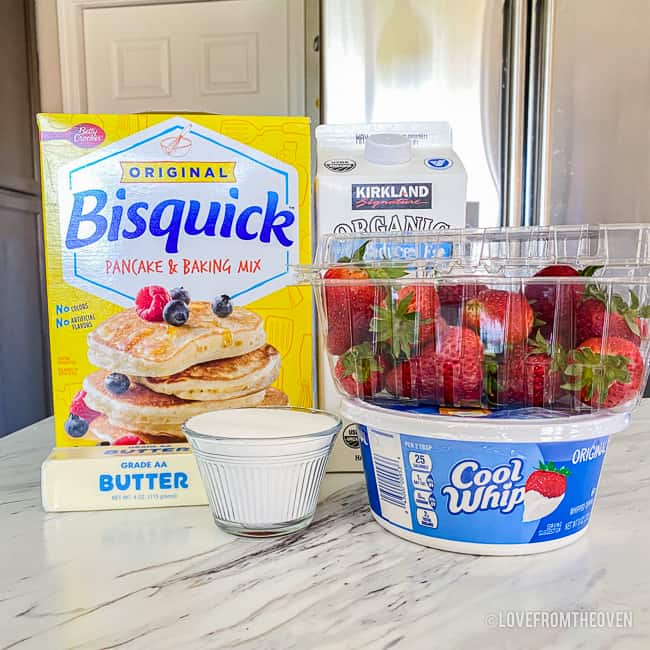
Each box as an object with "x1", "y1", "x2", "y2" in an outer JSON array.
[{"x1": 364, "y1": 133, "x2": 411, "y2": 165}]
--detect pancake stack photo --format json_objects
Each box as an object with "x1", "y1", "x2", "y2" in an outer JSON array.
[{"x1": 73, "y1": 300, "x2": 287, "y2": 445}]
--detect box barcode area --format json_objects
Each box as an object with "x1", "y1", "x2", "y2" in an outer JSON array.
[{"x1": 374, "y1": 454, "x2": 406, "y2": 508}]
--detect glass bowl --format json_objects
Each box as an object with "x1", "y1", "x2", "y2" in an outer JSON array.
[{"x1": 183, "y1": 407, "x2": 341, "y2": 537}]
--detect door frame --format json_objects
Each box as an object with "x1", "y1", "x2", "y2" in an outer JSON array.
[{"x1": 57, "y1": 0, "x2": 306, "y2": 114}]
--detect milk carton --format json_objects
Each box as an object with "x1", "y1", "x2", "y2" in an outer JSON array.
[
  {"x1": 38, "y1": 114, "x2": 313, "y2": 452},
  {"x1": 315, "y1": 122, "x2": 467, "y2": 471},
  {"x1": 315, "y1": 122, "x2": 467, "y2": 236}
]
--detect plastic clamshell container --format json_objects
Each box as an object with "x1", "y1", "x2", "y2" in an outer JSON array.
[
  {"x1": 297, "y1": 225, "x2": 650, "y2": 417},
  {"x1": 343, "y1": 398, "x2": 630, "y2": 555}
]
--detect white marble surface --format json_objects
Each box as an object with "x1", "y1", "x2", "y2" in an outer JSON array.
[{"x1": 2, "y1": 407, "x2": 650, "y2": 650}]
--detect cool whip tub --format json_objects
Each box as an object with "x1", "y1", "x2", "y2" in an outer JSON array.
[{"x1": 342, "y1": 399, "x2": 629, "y2": 555}]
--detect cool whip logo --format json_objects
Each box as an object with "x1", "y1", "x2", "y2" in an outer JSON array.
[
  {"x1": 59, "y1": 118, "x2": 299, "y2": 306},
  {"x1": 442, "y1": 458, "x2": 525, "y2": 514}
]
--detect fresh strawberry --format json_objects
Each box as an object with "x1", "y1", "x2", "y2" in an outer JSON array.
[
  {"x1": 525, "y1": 461, "x2": 570, "y2": 498},
  {"x1": 463, "y1": 289, "x2": 534, "y2": 346},
  {"x1": 113, "y1": 434, "x2": 145, "y2": 446},
  {"x1": 69, "y1": 389, "x2": 101, "y2": 423},
  {"x1": 323, "y1": 242, "x2": 404, "y2": 355},
  {"x1": 438, "y1": 283, "x2": 488, "y2": 326},
  {"x1": 438, "y1": 283, "x2": 488, "y2": 307},
  {"x1": 334, "y1": 343, "x2": 385, "y2": 398},
  {"x1": 484, "y1": 347, "x2": 525, "y2": 407},
  {"x1": 396, "y1": 284, "x2": 441, "y2": 343},
  {"x1": 563, "y1": 336, "x2": 644, "y2": 408},
  {"x1": 524, "y1": 331, "x2": 567, "y2": 407},
  {"x1": 385, "y1": 355, "x2": 432, "y2": 399},
  {"x1": 135, "y1": 285, "x2": 171, "y2": 322},
  {"x1": 576, "y1": 286, "x2": 650, "y2": 346},
  {"x1": 434, "y1": 326, "x2": 484, "y2": 406},
  {"x1": 525, "y1": 265, "x2": 583, "y2": 338}
]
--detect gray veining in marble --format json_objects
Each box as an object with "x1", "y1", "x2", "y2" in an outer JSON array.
[{"x1": 1, "y1": 410, "x2": 650, "y2": 649}]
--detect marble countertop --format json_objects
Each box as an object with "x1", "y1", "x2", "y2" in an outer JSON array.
[{"x1": 2, "y1": 407, "x2": 650, "y2": 650}]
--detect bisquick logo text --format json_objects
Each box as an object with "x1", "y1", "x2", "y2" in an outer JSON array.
[{"x1": 65, "y1": 186, "x2": 296, "y2": 254}]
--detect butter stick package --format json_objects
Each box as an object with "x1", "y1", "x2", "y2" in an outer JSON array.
[
  {"x1": 41, "y1": 445, "x2": 207, "y2": 512},
  {"x1": 38, "y1": 114, "x2": 313, "y2": 450}
]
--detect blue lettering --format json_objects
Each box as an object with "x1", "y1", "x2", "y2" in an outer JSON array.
[
  {"x1": 65, "y1": 189, "x2": 108, "y2": 249},
  {"x1": 150, "y1": 199, "x2": 184, "y2": 253},
  {"x1": 129, "y1": 167, "x2": 139, "y2": 178},
  {"x1": 123, "y1": 202, "x2": 148, "y2": 239},
  {"x1": 174, "y1": 472, "x2": 189, "y2": 488},
  {"x1": 159, "y1": 472, "x2": 172, "y2": 489},
  {"x1": 99, "y1": 474, "x2": 113, "y2": 491},
  {"x1": 260, "y1": 191, "x2": 294, "y2": 246},
  {"x1": 235, "y1": 205, "x2": 262, "y2": 240},
  {"x1": 205, "y1": 168, "x2": 215, "y2": 178},
  {"x1": 115, "y1": 474, "x2": 130, "y2": 490}
]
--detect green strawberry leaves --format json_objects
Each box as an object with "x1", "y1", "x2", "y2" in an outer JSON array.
[
  {"x1": 562, "y1": 346, "x2": 632, "y2": 403},
  {"x1": 337, "y1": 240, "x2": 369, "y2": 264},
  {"x1": 336, "y1": 240, "x2": 408, "y2": 278},
  {"x1": 580, "y1": 265, "x2": 603, "y2": 278},
  {"x1": 370, "y1": 292, "x2": 425, "y2": 359},
  {"x1": 537, "y1": 460, "x2": 570, "y2": 477},
  {"x1": 528, "y1": 330, "x2": 567, "y2": 372},
  {"x1": 340, "y1": 342, "x2": 382, "y2": 383}
]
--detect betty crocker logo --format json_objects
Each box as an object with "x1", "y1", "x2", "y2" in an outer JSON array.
[{"x1": 41, "y1": 123, "x2": 106, "y2": 149}]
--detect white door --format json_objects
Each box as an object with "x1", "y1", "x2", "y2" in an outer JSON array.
[{"x1": 71, "y1": 0, "x2": 304, "y2": 115}]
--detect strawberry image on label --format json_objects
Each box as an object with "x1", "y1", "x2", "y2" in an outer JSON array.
[{"x1": 522, "y1": 461, "x2": 570, "y2": 522}]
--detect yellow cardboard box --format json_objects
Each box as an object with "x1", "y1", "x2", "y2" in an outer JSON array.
[{"x1": 38, "y1": 114, "x2": 313, "y2": 448}]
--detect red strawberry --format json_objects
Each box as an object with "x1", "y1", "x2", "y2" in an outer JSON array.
[
  {"x1": 323, "y1": 242, "x2": 405, "y2": 355},
  {"x1": 334, "y1": 343, "x2": 385, "y2": 398},
  {"x1": 563, "y1": 336, "x2": 644, "y2": 408},
  {"x1": 525, "y1": 265, "x2": 582, "y2": 338},
  {"x1": 463, "y1": 289, "x2": 534, "y2": 346},
  {"x1": 438, "y1": 283, "x2": 488, "y2": 326},
  {"x1": 576, "y1": 287, "x2": 650, "y2": 346},
  {"x1": 324, "y1": 266, "x2": 384, "y2": 354},
  {"x1": 396, "y1": 284, "x2": 441, "y2": 343},
  {"x1": 525, "y1": 461, "x2": 570, "y2": 498},
  {"x1": 434, "y1": 326, "x2": 484, "y2": 406},
  {"x1": 384, "y1": 344, "x2": 438, "y2": 400},
  {"x1": 524, "y1": 332, "x2": 566, "y2": 407},
  {"x1": 385, "y1": 356, "x2": 430, "y2": 399},
  {"x1": 113, "y1": 434, "x2": 145, "y2": 446},
  {"x1": 70, "y1": 389, "x2": 101, "y2": 423},
  {"x1": 484, "y1": 346, "x2": 526, "y2": 407},
  {"x1": 135, "y1": 286, "x2": 171, "y2": 322},
  {"x1": 438, "y1": 283, "x2": 488, "y2": 307}
]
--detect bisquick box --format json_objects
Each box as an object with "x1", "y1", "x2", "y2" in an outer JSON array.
[
  {"x1": 315, "y1": 122, "x2": 467, "y2": 470},
  {"x1": 37, "y1": 113, "x2": 313, "y2": 506}
]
